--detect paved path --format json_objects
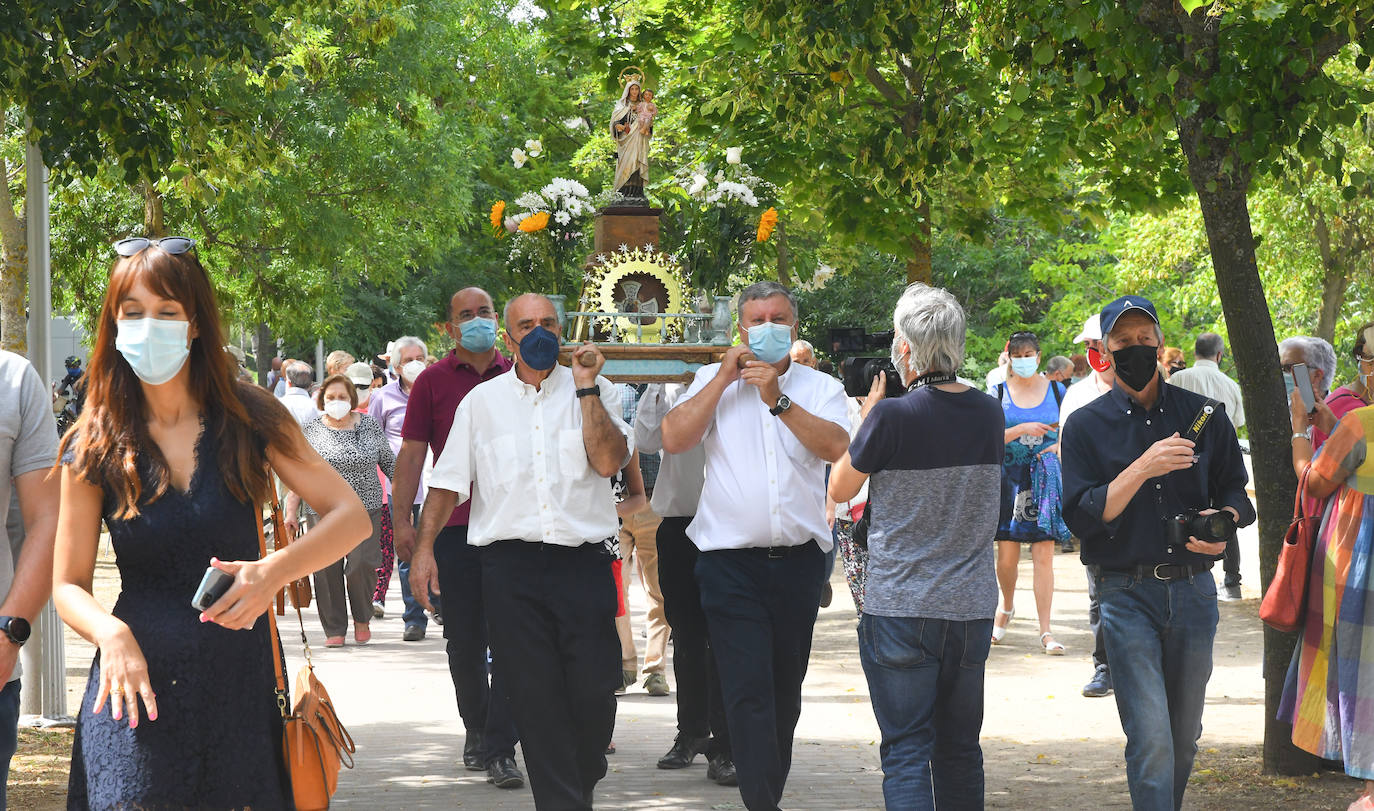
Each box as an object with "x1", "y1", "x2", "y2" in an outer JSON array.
[{"x1": 56, "y1": 521, "x2": 1269, "y2": 809}]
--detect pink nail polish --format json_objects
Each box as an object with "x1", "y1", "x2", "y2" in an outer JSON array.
[
  {"x1": 113, "y1": 710, "x2": 121, "y2": 720},
  {"x1": 130, "y1": 720, "x2": 138, "y2": 728},
  {"x1": 149, "y1": 712, "x2": 157, "y2": 721}
]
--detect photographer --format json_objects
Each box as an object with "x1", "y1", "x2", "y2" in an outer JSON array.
[
  {"x1": 1061, "y1": 296, "x2": 1254, "y2": 811},
  {"x1": 829, "y1": 283, "x2": 1003, "y2": 809}
]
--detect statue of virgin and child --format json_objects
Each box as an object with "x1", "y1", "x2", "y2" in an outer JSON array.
[{"x1": 610, "y1": 67, "x2": 658, "y2": 199}]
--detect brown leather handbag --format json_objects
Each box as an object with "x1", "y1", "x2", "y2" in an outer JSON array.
[
  {"x1": 1260, "y1": 468, "x2": 1323, "y2": 633},
  {"x1": 257, "y1": 501, "x2": 356, "y2": 810}
]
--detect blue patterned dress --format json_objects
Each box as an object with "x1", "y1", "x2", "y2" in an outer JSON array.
[{"x1": 995, "y1": 381, "x2": 1070, "y2": 543}]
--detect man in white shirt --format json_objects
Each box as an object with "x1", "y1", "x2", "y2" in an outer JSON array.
[
  {"x1": 1165, "y1": 332, "x2": 1246, "y2": 599},
  {"x1": 1166, "y1": 333, "x2": 1245, "y2": 428},
  {"x1": 277, "y1": 360, "x2": 319, "y2": 426},
  {"x1": 412, "y1": 293, "x2": 629, "y2": 811},
  {"x1": 635, "y1": 384, "x2": 735, "y2": 785},
  {"x1": 662, "y1": 282, "x2": 849, "y2": 811},
  {"x1": 1059, "y1": 314, "x2": 1116, "y2": 699}
]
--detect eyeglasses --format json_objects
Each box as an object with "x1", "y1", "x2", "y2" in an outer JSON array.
[
  {"x1": 114, "y1": 236, "x2": 196, "y2": 257},
  {"x1": 1010, "y1": 330, "x2": 1037, "y2": 340},
  {"x1": 453, "y1": 307, "x2": 496, "y2": 324}
]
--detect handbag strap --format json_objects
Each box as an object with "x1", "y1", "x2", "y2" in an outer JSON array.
[{"x1": 257, "y1": 505, "x2": 291, "y2": 720}]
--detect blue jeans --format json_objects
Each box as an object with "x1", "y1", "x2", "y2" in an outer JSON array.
[
  {"x1": 1096, "y1": 568, "x2": 1218, "y2": 811},
  {"x1": 0, "y1": 679, "x2": 20, "y2": 810},
  {"x1": 396, "y1": 502, "x2": 439, "y2": 628},
  {"x1": 858, "y1": 615, "x2": 990, "y2": 811}
]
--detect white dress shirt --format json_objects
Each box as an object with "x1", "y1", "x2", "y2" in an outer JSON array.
[
  {"x1": 675, "y1": 362, "x2": 848, "y2": 552},
  {"x1": 1058, "y1": 371, "x2": 1112, "y2": 447},
  {"x1": 634, "y1": 384, "x2": 706, "y2": 518},
  {"x1": 279, "y1": 387, "x2": 320, "y2": 427},
  {"x1": 428, "y1": 365, "x2": 631, "y2": 547},
  {"x1": 1165, "y1": 359, "x2": 1246, "y2": 428}
]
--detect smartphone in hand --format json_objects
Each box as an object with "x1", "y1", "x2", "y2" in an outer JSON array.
[
  {"x1": 191, "y1": 566, "x2": 235, "y2": 612},
  {"x1": 1291, "y1": 362, "x2": 1317, "y2": 414}
]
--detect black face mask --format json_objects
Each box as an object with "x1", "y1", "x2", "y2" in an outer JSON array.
[{"x1": 1112, "y1": 344, "x2": 1160, "y2": 391}]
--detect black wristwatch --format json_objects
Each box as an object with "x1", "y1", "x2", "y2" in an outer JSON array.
[
  {"x1": 0, "y1": 617, "x2": 31, "y2": 647},
  {"x1": 576, "y1": 385, "x2": 601, "y2": 399},
  {"x1": 769, "y1": 394, "x2": 792, "y2": 416}
]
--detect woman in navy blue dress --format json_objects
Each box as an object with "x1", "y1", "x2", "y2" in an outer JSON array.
[{"x1": 52, "y1": 237, "x2": 371, "y2": 810}]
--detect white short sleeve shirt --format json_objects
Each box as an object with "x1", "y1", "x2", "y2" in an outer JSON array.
[
  {"x1": 675, "y1": 362, "x2": 848, "y2": 552},
  {"x1": 427, "y1": 365, "x2": 631, "y2": 547}
]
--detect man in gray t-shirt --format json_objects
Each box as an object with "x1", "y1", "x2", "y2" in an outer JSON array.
[
  {"x1": 828, "y1": 283, "x2": 1002, "y2": 808},
  {"x1": 0, "y1": 349, "x2": 61, "y2": 806}
]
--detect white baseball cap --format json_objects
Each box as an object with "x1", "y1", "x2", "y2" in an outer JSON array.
[
  {"x1": 1073, "y1": 314, "x2": 1102, "y2": 344},
  {"x1": 345, "y1": 362, "x2": 374, "y2": 387}
]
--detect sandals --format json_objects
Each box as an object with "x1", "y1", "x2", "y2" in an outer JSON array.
[
  {"x1": 991, "y1": 607, "x2": 1014, "y2": 644},
  {"x1": 1040, "y1": 632, "x2": 1066, "y2": 655}
]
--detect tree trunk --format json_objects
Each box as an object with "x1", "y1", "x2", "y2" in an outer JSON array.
[
  {"x1": 0, "y1": 156, "x2": 27, "y2": 354},
  {"x1": 1186, "y1": 154, "x2": 1316, "y2": 776},
  {"x1": 1310, "y1": 206, "x2": 1349, "y2": 345},
  {"x1": 775, "y1": 219, "x2": 792, "y2": 286},
  {"x1": 906, "y1": 197, "x2": 932, "y2": 284},
  {"x1": 254, "y1": 322, "x2": 274, "y2": 387},
  {"x1": 143, "y1": 182, "x2": 166, "y2": 238}
]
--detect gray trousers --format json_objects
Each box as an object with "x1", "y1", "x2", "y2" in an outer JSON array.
[{"x1": 309, "y1": 509, "x2": 383, "y2": 638}]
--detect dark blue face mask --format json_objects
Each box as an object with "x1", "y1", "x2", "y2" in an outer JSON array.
[{"x1": 518, "y1": 325, "x2": 560, "y2": 371}]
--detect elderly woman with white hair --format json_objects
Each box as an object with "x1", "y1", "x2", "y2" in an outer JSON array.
[{"x1": 828, "y1": 283, "x2": 1004, "y2": 807}]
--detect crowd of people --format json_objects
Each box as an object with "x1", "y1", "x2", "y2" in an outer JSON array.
[{"x1": 0, "y1": 235, "x2": 1372, "y2": 810}]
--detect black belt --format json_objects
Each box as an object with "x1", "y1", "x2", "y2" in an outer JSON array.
[
  {"x1": 1101, "y1": 561, "x2": 1213, "y2": 581},
  {"x1": 737, "y1": 541, "x2": 815, "y2": 559}
]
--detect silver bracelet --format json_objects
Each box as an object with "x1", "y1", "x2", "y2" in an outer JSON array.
[{"x1": 1291, "y1": 432, "x2": 1310, "y2": 442}]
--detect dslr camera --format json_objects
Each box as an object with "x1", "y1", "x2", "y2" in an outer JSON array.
[
  {"x1": 1164, "y1": 508, "x2": 1236, "y2": 548},
  {"x1": 831, "y1": 327, "x2": 907, "y2": 399}
]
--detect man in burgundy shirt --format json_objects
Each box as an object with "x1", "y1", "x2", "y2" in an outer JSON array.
[{"x1": 392, "y1": 287, "x2": 524, "y2": 790}]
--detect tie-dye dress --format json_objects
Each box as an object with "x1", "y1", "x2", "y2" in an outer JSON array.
[{"x1": 1278, "y1": 406, "x2": 1374, "y2": 776}]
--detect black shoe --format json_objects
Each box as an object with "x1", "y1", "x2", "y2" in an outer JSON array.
[
  {"x1": 486, "y1": 756, "x2": 524, "y2": 789},
  {"x1": 402, "y1": 624, "x2": 425, "y2": 642},
  {"x1": 1060, "y1": 539, "x2": 1076, "y2": 553},
  {"x1": 1219, "y1": 584, "x2": 1243, "y2": 601},
  {"x1": 462, "y1": 731, "x2": 485, "y2": 771},
  {"x1": 1082, "y1": 665, "x2": 1112, "y2": 698},
  {"x1": 706, "y1": 753, "x2": 737, "y2": 786},
  {"x1": 657, "y1": 734, "x2": 710, "y2": 769},
  {"x1": 819, "y1": 581, "x2": 833, "y2": 608}
]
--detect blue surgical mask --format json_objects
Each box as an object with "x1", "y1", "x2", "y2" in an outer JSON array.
[
  {"x1": 1282, "y1": 371, "x2": 1296, "y2": 398},
  {"x1": 115, "y1": 318, "x2": 191, "y2": 385},
  {"x1": 460, "y1": 317, "x2": 498, "y2": 353},
  {"x1": 747, "y1": 322, "x2": 793, "y2": 364},
  {"x1": 1010, "y1": 357, "x2": 1039, "y2": 379},
  {"x1": 518, "y1": 325, "x2": 560, "y2": 371}
]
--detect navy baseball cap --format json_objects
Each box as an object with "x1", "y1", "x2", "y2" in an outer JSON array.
[{"x1": 1099, "y1": 295, "x2": 1159, "y2": 336}]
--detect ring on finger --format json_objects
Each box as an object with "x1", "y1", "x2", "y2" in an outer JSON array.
[{"x1": 109, "y1": 685, "x2": 124, "y2": 696}]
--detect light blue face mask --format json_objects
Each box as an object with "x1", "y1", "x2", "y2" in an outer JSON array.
[
  {"x1": 115, "y1": 318, "x2": 191, "y2": 385},
  {"x1": 459, "y1": 317, "x2": 498, "y2": 353},
  {"x1": 747, "y1": 322, "x2": 793, "y2": 364},
  {"x1": 1282, "y1": 371, "x2": 1296, "y2": 398},
  {"x1": 1010, "y1": 356, "x2": 1039, "y2": 379}
]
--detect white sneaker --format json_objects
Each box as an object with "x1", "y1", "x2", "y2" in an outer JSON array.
[{"x1": 372, "y1": 600, "x2": 385, "y2": 619}]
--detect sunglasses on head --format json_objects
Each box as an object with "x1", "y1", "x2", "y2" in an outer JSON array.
[{"x1": 114, "y1": 236, "x2": 196, "y2": 257}]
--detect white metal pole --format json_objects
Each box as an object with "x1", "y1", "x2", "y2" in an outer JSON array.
[{"x1": 22, "y1": 130, "x2": 69, "y2": 725}]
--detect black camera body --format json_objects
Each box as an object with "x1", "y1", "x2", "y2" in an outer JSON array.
[
  {"x1": 1164, "y1": 508, "x2": 1236, "y2": 549},
  {"x1": 831, "y1": 327, "x2": 907, "y2": 398}
]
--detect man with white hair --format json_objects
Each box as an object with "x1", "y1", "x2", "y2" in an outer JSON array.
[
  {"x1": 788, "y1": 340, "x2": 817, "y2": 369},
  {"x1": 662, "y1": 281, "x2": 849, "y2": 811},
  {"x1": 278, "y1": 359, "x2": 319, "y2": 426},
  {"x1": 828, "y1": 283, "x2": 1003, "y2": 808}
]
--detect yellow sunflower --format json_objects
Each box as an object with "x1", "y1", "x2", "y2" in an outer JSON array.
[{"x1": 519, "y1": 211, "x2": 551, "y2": 233}]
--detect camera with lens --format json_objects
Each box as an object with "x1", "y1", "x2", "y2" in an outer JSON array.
[
  {"x1": 1165, "y1": 508, "x2": 1236, "y2": 548},
  {"x1": 831, "y1": 328, "x2": 908, "y2": 398}
]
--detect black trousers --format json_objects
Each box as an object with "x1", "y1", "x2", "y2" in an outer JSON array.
[
  {"x1": 431, "y1": 525, "x2": 518, "y2": 764},
  {"x1": 483, "y1": 540, "x2": 620, "y2": 811},
  {"x1": 655, "y1": 516, "x2": 731, "y2": 756},
  {"x1": 1222, "y1": 535, "x2": 1241, "y2": 587},
  {"x1": 696, "y1": 542, "x2": 824, "y2": 811}
]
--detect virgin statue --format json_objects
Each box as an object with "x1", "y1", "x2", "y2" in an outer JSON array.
[{"x1": 610, "y1": 73, "x2": 654, "y2": 198}]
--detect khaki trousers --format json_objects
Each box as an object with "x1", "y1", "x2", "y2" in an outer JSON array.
[{"x1": 615, "y1": 508, "x2": 669, "y2": 675}]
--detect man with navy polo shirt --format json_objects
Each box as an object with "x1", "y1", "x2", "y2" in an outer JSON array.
[{"x1": 1061, "y1": 295, "x2": 1255, "y2": 811}]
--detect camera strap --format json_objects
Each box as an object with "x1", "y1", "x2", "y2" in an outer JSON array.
[
  {"x1": 910, "y1": 372, "x2": 958, "y2": 391},
  {"x1": 1182, "y1": 398, "x2": 1222, "y2": 442}
]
